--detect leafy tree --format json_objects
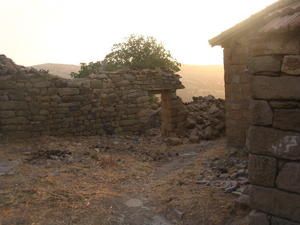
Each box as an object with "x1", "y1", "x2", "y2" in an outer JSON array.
[
  {"x1": 103, "y1": 35, "x2": 181, "y2": 72},
  {"x1": 70, "y1": 61, "x2": 103, "y2": 78},
  {"x1": 71, "y1": 35, "x2": 181, "y2": 78}
]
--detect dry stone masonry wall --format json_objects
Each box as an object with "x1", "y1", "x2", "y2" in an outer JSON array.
[
  {"x1": 0, "y1": 56, "x2": 186, "y2": 140},
  {"x1": 246, "y1": 33, "x2": 300, "y2": 225},
  {"x1": 223, "y1": 41, "x2": 251, "y2": 148}
]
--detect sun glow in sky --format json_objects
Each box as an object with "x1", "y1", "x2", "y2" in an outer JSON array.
[{"x1": 0, "y1": 0, "x2": 277, "y2": 66}]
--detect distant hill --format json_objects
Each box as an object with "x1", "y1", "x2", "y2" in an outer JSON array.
[
  {"x1": 177, "y1": 65, "x2": 224, "y2": 102},
  {"x1": 32, "y1": 63, "x2": 224, "y2": 102},
  {"x1": 32, "y1": 63, "x2": 80, "y2": 79}
]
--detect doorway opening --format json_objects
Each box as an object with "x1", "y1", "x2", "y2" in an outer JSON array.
[{"x1": 147, "y1": 90, "x2": 175, "y2": 136}]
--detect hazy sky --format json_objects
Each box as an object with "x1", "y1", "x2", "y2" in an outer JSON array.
[{"x1": 0, "y1": 0, "x2": 277, "y2": 66}]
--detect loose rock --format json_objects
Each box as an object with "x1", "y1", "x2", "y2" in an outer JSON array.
[{"x1": 184, "y1": 95, "x2": 225, "y2": 142}]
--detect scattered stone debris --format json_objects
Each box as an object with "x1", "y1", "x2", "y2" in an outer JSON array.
[
  {"x1": 184, "y1": 95, "x2": 225, "y2": 142},
  {"x1": 125, "y1": 198, "x2": 144, "y2": 208},
  {"x1": 196, "y1": 154, "x2": 249, "y2": 202},
  {"x1": 88, "y1": 131, "x2": 180, "y2": 162},
  {"x1": 165, "y1": 137, "x2": 183, "y2": 146},
  {"x1": 0, "y1": 160, "x2": 19, "y2": 176},
  {"x1": 26, "y1": 149, "x2": 72, "y2": 163}
]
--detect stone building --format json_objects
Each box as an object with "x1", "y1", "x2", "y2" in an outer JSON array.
[
  {"x1": 210, "y1": 0, "x2": 300, "y2": 224},
  {"x1": 210, "y1": 0, "x2": 300, "y2": 148},
  {"x1": 0, "y1": 55, "x2": 187, "y2": 140}
]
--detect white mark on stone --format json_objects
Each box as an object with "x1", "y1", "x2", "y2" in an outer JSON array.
[{"x1": 272, "y1": 135, "x2": 299, "y2": 155}]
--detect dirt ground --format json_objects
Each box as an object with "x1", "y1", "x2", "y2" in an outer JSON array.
[{"x1": 0, "y1": 133, "x2": 249, "y2": 225}]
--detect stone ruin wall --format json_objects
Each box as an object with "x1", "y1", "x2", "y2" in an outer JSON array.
[
  {"x1": 245, "y1": 33, "x2": 300, "y2": 225},
  {"x1": 0, "y1": 69, "x2": 187, "y2": 140}
]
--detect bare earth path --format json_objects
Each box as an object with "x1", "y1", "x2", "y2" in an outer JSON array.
[
  {"x1": 0, "y1": 136, "x2": 248, "y2": 225},
  {"x1": 110, "y1": 142, "x2": 211, "y2": 225}
]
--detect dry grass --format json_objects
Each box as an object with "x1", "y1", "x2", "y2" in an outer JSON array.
[{"x1": 0, "y1": 137, "x2": 247, "y2": 225}]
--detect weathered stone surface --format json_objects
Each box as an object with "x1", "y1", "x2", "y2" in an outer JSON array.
[
  {"x1": 32, "y1": 81, "x2": 50, "y2": 88},
  {"x1": 250, "y1": 185, "x2": 300, "y2": 223},
  {"x1": 270, "y1": 101, "x2": 300, "y2": 109},
  {"x1": 282, "y1": 55, "x2": 300, "y2": 75},
  {"x1": 250, "y1": 35, "x2": 300, "y2": 56},
  {"x1": 90, "y1": 80, "x2": 103, "y2": 89},
  {"x1": 185, "y1": 96, "x2": 225, "y2": 142},
  {"x1": 248, "y1": 154, "x2": 276, "y2": 187},
  {"x1": 165, "y1": 137, "x2": 183, "y2": 146},
  {"x1": 0, "y1": 101, "x2": 27, "y2": 110},
  {"x1": 0, "y1": 111, "x2": 15, "y2": 118},
  {"x1": 272, "y1": 217, "x2": 300, "y2": 225},
  {"x1": 226, "y1": 65, "x2": 248, "y2": 84},
  {"x1": 274, "y1": 109, "x2": 300, "y2": 132},
  {"x1": 247, "y1": 126, "x2": 300, "y2": 160},
  {"x1": 250, "y1": 100, "x2": 273, "y2": 125},
  {"x1": 248, "y1": 56, "x2": 282, "y2": 75},
  {"x1": 248, "y1": 211, "x2": 269, "y2": 225},
  {"x1": 58, "y1": 88, "x2": 80, "y2": 96},
  {"x1": 277, "y1": 163, "x2": 300, "y2": 194},
  {"x1": 230, "y1": 46, "x2": 248, "y2": 65},
  {"x1": 252, "y1": 76, "x2": 300, "y2": 100},
  {"x1": 1, "y1": 117, "x2": 29, "y2": 125}
]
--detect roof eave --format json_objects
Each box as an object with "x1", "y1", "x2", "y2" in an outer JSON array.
[{"x1": 209, "y1": 0, "x2": 298, "y2": 47}]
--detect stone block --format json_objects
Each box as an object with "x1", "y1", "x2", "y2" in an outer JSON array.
[
  {"x1": 55, "y1": 80, "x2": 68, "y2": 88},
  {"x1": 1, "y1": 125, "x2": 24, "y2": 131},
  {"x1": 0, "y1": 101, "x2": 27, "y2": 110},
  {"x1": 40, "y1": 110, "x2": 49, "y2": 115},
  {"x1": 250, "y1": 35, "x2": 300, "y2": 56},
  {"x1": 252, "y1": 76, "x2": 300, "y2": 100},
  {"x1": 137, "y1": 96, "x2": 149, "y2": 104},
  {"x1": 58, "y1": 88, "x2": 79, "y2": 96},
  {"x1": 16, "y1": 111, "x2": 29, "y2": 117},
  {"x1": 277, "y1": 162, "x2": 300, "y2": 194},
  {"x1": 47, "y1": 88, "x2": 58, "y2": 95},
  {"x1": 274, "y1": 109, "x2": 300, "y2": 132},
  {"x1": 248, "y1": 211, "x2": 269, "y2": 225},
  {"x1": 248, "y1": 154, "x2": 276, "y2": 187},
  {"x1": 250, "y1": 185, "x2": 300, "y2": 222},
  {"x1": 61, "y1": 95, "x2": 85, "y2": 102},
  {"x1": 94, "y1": 74, "x2": 108, "y2": 79},
  {"x1": 0, "y1": 111, "x2": 15, "y2": 118},
  {"x1": 272, "y1": 217, "x2": 300, "y2": 225},
  {"x1": 270, "y1": 101, "x2": 300, "y2": 109},
  {"x1": 231, "y1": 46, "x2": 248, "y2": 65},
  {"x1": 32, "y1": 81, "x2": 50, "y2": 88},
  {"x1": 119, "y1": 119, "x2": 138, "y2": 126},
  {"x1": 229, "y1": 65, "x2": 248, "y2": 76},
  {"x1": 124, "y1": 74, "x2": 135, "y2": 81},
  {"x1": 227, "y1": 130, "x2": 247, "y2": 148},
  {"x1": 8, "y1": 90, "x2": 25, "y2": 101},
  {"x1": 247, "y1": 126, "x2": 300, "y2": 160},
  {"x1": 282, "y1": 55, "x2": 300, "y2": 75},
  {"x1": 250, "y1": 100, "x2": 273, "y2": 125},
  {"x1": 102, "y1": 81, "x2": 113, "y2": 89},
  {"x1": 248, "y1": 56, "x2": 282, "y2": 75},
  {"x1": 0, "y1": 81, "x2": 15, "y2": 89},
  {"x1": 1, "y1": 117, "x2": 28, "y2": 125},
  {"x1": 118, "y1": 80, "x2": 130, "y2": 86},
  {"x1": 90, "y1": 80, "x2": 103, "y2": 89}
]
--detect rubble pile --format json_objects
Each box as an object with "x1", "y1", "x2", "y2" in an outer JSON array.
[
  {"x1": 196, "y1": 155, "x2": 250, "y2": 208},
  {"x1": 185, "y1": 95, "x2": 225, "y2": 142},
  {"x1": 0, "y1": 54, "x2": 46, "y2": 76}
]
